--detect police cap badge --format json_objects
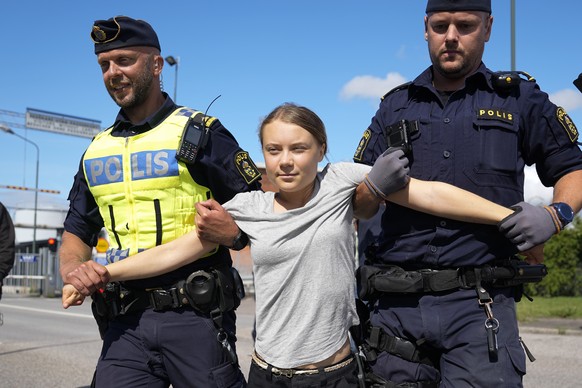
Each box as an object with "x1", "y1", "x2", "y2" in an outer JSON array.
[{"x1": 91, "y1": 16, "x2": 161, "y2": 54}]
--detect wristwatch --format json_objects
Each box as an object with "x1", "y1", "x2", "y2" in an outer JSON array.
[
  {"x1": 549, "y1": 202, "x2": 574, "y2": 229},
  {"x1": 230, "y1": 229, "x2": 249, "y2": 251}
]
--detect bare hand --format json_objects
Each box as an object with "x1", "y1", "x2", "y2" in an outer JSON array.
[
  {"x1": 522, "y1": 244, "x2": 544, "y2": 265},
  {"x1": 195, "y1": 199, "x2": 238, "y2": 246},
  {"x1": 64, "y1": 261, "x2": 110, "y2": 297},
  {"x1": 62, "y1": 284, "x2": 85, "y2": 309}
]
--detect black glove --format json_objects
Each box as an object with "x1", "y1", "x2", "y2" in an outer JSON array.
[
  {"x1": 498, "y1": 201, "x2": 559, "y2": 251},
  {"x1": 364, "y1": 148, "x2": 410, "y2": 199}
]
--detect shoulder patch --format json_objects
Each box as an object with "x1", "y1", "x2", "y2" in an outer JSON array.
[
  {"x1": 353, "y1": 129, "x2": 372, "y2": 162},
  {"x1": 234, "y1": 151, "x2": 261, "y2": 184},
  {"x1": 556, "y1": 107, "x2": 579, "y2": 143},
  {"x1": 381, "y1": 82, "x2": 412, "y2": 101}
]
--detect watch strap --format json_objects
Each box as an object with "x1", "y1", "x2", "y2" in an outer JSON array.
[
  {"x1": 231, "y1": 229, "x2": 249, "y2": 251},
  {"x1": 544, "y1": 205, "x2": 562, "y2": 233}
]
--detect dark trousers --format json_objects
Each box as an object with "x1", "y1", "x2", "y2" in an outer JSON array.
[
  {"x1": 93, "y1": 307, "x2": 246, "y2": 388},
  {"x1": 369, "y1": 287, "x2": 526, "y2": 387},
  {"x1": 247, "y1": 358, "x2": 359, "y2": 388}
]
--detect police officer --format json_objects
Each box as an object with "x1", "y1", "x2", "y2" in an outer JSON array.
[
  {"x1": 0, "y1": 202, "x2": 16, "y2": 301},
  {"x1": 59, "y1": 16, "x2": 261, "y2": 387},
  {"x1": 353, "y1": 0, "x2": 582, "y2": 386}
]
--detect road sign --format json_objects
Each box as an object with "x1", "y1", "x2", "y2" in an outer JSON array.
[
  {"x1": 95, "y1": 237, "x2": 109, "y2": 253},
  {"x1": 25, "y1": 108, "x2": 101, "y2": 138}
]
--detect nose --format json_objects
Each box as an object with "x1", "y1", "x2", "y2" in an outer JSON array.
[
  {"x1": 280, "y1": 150, "x2": 294, "y2": 168},
  {"x1": 444, "y1": 25, "x2": 459, "y2": 43}
]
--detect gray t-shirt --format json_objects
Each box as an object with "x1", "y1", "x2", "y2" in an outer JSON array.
[{"x1": 224, "y1": 162, "x2": 371, "y2": 368}]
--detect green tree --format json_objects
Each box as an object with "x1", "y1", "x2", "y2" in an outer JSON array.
[{"x1": 525, "y1": 217, "x2": 582, "y2": 296}]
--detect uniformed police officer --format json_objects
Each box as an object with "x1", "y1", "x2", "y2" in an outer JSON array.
[
  {"x1": 353, "y1": 0, "x2": 582, "y2": 387},
  {"x1": 0, "y1": 202, "x2": 16, "y2": 301},
  {"x1": 59, "y1": 16, "x2": 261, "y2": 388}
]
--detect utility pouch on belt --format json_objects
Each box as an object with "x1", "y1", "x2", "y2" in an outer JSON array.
[
  {"x1": 91, "y1": 282, "x2": 121, "y2": 339},
  {"x1": 179, "y1": 267, "x2": 243, "y2": 314},
  {"x1": 180, "y1": 270, "x2": 217, "y2": 312},
  {"x1": 357, "y1": 265, "x2": 430, "y2": 301},
  {"x1": 230, "y1": 267, "x2": 245, "y2": 309}
]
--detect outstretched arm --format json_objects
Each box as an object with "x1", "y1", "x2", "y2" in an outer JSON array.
[
  {"x1": 62, "y1": 230, "x2": 218, "y2": 308},
  {"x1": 386, "y1": 178, "x2": 513, "y2": 224},
  {"x1": 105, "y1": 232, "x2": 217, "y2": 281},
  {"x1": 355, "y1": 177, "x2": 542, "y2": 263}
]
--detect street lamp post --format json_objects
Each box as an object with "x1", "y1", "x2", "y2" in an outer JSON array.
[
  {"x1": 1, "y1": 124, "x2": 40, "y2": 253},
  {"x1": 165, "y1": 55, "x2": 179, "y2": 102}
]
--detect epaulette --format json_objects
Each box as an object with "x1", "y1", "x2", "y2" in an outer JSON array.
[
  {"x1": 491, "y1": 70, "x2": 535, "y2": 91},
  {"x1": 381, "y1": 82, "x2": 412, "y2": 101},
  {"x1": 177, "y1": 107, "x2": 218, "y2": 128}
]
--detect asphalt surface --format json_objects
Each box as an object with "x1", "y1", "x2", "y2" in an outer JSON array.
[{"x1": 2, "y1": 293, "x2": 581, "y2": 387}]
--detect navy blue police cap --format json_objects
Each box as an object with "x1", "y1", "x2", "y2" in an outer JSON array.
[
  {"x1": 91, "y1": 16, "x2": 161, "y2": 54},
  {"x1": 426, "y1": 0, "x2": 491, "y2": 14}
]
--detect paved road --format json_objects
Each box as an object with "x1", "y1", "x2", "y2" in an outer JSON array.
[{"x1": 1, "y1": 295, "x2": 581, "y2": 387}]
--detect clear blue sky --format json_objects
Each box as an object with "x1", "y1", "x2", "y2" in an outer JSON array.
[{"x1": 1, "y1": 0, "x2": 581, "y2": 212}]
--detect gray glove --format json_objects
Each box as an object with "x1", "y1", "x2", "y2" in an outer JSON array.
[
  {"x1": 364, "y1": 148, "x2": 410, "y2": 198},
  {"x1": 498, "y1": 201, "x2": 558, "y2": 251}
]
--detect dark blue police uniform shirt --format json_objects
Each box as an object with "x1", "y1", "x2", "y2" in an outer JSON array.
[
  {"x1": 64, "y1": 93, "x2": 261, "y2": 287},
  {"x1": 355, "y1": 63, "x2": 582, "y2": 269}
]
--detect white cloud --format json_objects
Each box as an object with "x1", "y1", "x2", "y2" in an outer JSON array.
[
  {"x1": 549, "y1": 89, "x2": 582, "y2": 112},
  {"x1": 340, "y1": 72, "x2": 407, "y2": 100}
]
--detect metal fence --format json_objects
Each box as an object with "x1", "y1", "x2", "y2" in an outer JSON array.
[{"x1": 4, "y1": 248, "x2": 61, "y2": 297}]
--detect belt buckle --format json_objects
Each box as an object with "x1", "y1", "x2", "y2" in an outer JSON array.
[
  {"x1": 272, "y1": 368, "x2": 295, "y2": 378},
  {"x1": 457, "y1": 267, "x2": 473, "y2": 289},
  {"x1": 149, "y1": 288, "x2": 180, "y2": 310}
]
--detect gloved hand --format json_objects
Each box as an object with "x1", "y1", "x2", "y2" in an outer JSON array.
[
  {"x1": 364, "y1": 148, "x2": 410, "y2": 199},
  {"x1": 498, "y1": 201, "x2": 559, "y2": 252}
]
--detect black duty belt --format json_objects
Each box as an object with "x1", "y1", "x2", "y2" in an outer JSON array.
[
  {"x1": 357, "y1": 259, "x2": 547, "y2": 301},
  {"x1": 130, "y1": 286, "x2": 190, "y2": 312},
  {"x1": 100, "y1": 267, "x2": 233, "y2": 315}
]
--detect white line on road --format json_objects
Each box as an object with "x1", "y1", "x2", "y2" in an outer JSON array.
[{"x1": 1, "y1": 303, "x2": 92, "y2": 319}]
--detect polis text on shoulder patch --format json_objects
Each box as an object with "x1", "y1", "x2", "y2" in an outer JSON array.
[
  {"x1": 234, "y1": 151, "x2": 261, "y2": 184},
  {"x1": 556, "y1": 107, "x2": 579, "y2": 143}
]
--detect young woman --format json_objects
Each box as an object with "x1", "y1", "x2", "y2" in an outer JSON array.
[{"x1": 63, "y1": 103, "x2": 532, "y2": 387}]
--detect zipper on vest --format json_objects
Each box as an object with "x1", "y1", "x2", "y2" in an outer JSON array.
[
  {"x1": 154, "y1": 199, "x2": 162, "y2": 246},
  {"x1": 108, "y1": 205, "x2": 122, "y2": 249}
]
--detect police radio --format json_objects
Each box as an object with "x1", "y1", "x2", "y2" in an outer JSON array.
[
  {"x1": 176, "y1": 95, "x2": 221, "y2": 164},
  {"x1": 383, "y1": 119, "x2": 419, "y2": 155},
  {"x1": 176, "y1": 118, "x2": 209, "y2": 164}
]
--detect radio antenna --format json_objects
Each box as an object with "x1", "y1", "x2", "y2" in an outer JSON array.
[{"x1": 202, "y1": 95, "x2": 221, "y2": 126}]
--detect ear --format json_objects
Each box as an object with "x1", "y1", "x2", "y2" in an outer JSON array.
[
  {"x1": 424, "y1": 15, "x2": 429, "y2": 40},
  {"x1": 318, "y1": 143, "x2": 326, "y2": 162},
  {"x1": 153, "y1": 55, "x2": 164, "y2": 75},
  {"x1": 484, "y1": 15, "x2": 493, "y2": 42}
]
